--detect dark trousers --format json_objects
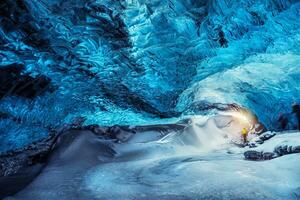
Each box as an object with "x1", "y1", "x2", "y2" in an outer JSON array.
[{"x1": 242, "y1": 134, "x2": 247, "y2": 143}]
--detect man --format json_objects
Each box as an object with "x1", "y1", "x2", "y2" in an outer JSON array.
[
  {"x1": 241, "y1": 127, "x2": 248, "y2": 144},
  {"x1": 292, "y1": 103, "x2": 300, "y2": 130}
]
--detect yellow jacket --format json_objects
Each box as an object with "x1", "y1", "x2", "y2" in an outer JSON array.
[{"x1": 241, "y1": 128, "x2": 248, "y2": 135}]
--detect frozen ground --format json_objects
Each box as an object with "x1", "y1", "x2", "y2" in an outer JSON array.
[{"x1": 5, "y1": 115, "x2": 300, "y2": 200}]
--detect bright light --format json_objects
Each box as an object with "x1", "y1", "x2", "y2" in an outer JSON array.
[
  {"x1": 219, "y1": 108, "x2": 258, "y2": 132},
  {"x1": 225, "y1": 111, "x2": 252, "y2": 125}
]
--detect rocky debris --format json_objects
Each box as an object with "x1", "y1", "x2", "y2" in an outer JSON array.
[
  {"x1": 262, "y1": 152, "x2": 276, "y2": 160},
  {"x1": 244, "y1": 150, "x2": 276, "y2": 161},
  {"x1": 244, "y1": 147, "x2": 300, "y2": 161},
  {"x1": 86, "y1": 125, "x2": 136, "y2": 143},
  {"x1": 0, "y1": 133, "x2": 56, "y2": 177},
  {"x1": 0, "y1": 64, "x2": 53, "y2": 99},
  {"x1": 86, "y1": 124, "x2": 108, "y2": 135},
  {"x1": 274, "y1": 144, "x2": 300, "y2": 156},
  {"x1": 248, "y1": 132, "x2": 276, "y2": 147},
  {"x1": 56, "y1": 120, "x2": 137, "y2": 143},
  {"x1": 55, "y1": 120, "x2": 184, "y2": 147},
  {"x1": 244, "y1": 131, "x2": 300, "y2": 161},
  {"x1": 292, "y1": 146, "x2": 300, "y2": 153},
  {"x1": 0, "y1": 133, "x2": 57, "y2": 198},
  {"x1": 86, "y1": 123, "x2": 187, "y2": 143},
  {"x1": 259, "y1": 132, "x2": 276, "y2": 142},
  {"x1": 245, "y1": 140, "x2": 300, "y2": 161},
  {"x1": 256, "y1": 139, "x2": 264, "y2": 145},
  {"x1": 0, "y1": 122, "x2": 126, "y2": 184},
  {"x1": 133, "y1": 123, "x2": 187, "y2": 133},
  {"x1": 248, "y1": 142, "x2": 258, "y2": 148},
  {"x1": 244, "y1": 150, "x2": 262, "y2": 160},
  {"x1": 107, "y1": 126, "x2": 136, "y2": 142}
]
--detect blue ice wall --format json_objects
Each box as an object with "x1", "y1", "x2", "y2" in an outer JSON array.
[
  {"x1": 176, "y1": 0, "x2": 300, "y2": 129},
  {"x1": 0, "y1": 0, "x2": 300, "y2": 152}
]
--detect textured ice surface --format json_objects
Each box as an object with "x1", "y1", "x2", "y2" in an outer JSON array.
[
  {"x1": 5, "y1": 116, "x2": 300, "y2": 200},
  {"x1": 1, "y1": 1, "x2": 300, "y2": 198},
  {"x1": 0, "y1": 0, "x2": 300, "y2": 151},
  {"x1": 177, "y1": 54, "x2": 300, "y2": 128}
]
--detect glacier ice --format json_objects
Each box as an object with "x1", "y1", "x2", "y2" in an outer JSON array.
[
  {"x1": 0, "y1": 0, "x2": 300, "y2": 151},
  {"x1": 1, "y1": 1, "x2": 300, "y2": 198}
]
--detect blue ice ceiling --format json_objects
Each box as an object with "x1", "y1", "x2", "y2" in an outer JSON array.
[{"x1": 0, "y1": 0, "x2": 300, "y2": 152}]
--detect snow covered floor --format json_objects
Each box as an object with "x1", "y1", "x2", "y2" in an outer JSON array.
[{"x1": 5, "y1": 116, "x2": 300, "y2": 200}]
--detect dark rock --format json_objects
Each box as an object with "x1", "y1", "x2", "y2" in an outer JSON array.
[
  {"x1": 107, "y1": 126, "x2": 135, "y2": 142},
  {"x1": 287, "y1": 145, "x2": 293, "y2": 154},
  {"x1": 262, "y1": 152, "x2": 276, "y2": 160},
  {"x1": 275, "y1": 144, "x2": 300, "y2": 156},
  {"x1": 246, "y1": 143, "x2": 300, "y2": 161},
  {"x1": 254, "y1": 123, "x2": 266, "y2": 135},
  {"x1": 259, "y1": 132, "x2": 276, "y2": 141},
  {"x1": 244, "y1": 150, "x2": 263, "y2": 160},
  {"x1": 133, "y1": 123, "x2": 187, "y2": 133},
  {"x1": 246, "y1": 135, "x2": 300, "y2": 161},
  {"x1": 292, "y1": 146, "x2": 300, "y2": 153},
  {"x1": 0, "y1": 133, "x2": 57, "y2": 199},
  {"x1": 244, "y1": 150, "x2": 277, "y2": 161},
  {"x1": 256, "y1": 139, "x2": 264, "y2": 144},
  {"x1": 275, "y1": 145, "x2": 288, "y2": 156},
  {"x1": 91, "y1": 126, "x2": 108, "y2": 135},
  {"x1": 248, "y1": 142, "x2": 257, "y2": 148},
  {"x1": 0, "y1": 133, "x2": 56, "y2": 176}
]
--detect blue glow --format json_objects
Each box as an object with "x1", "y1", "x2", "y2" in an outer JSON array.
[{"x1": 0, "y1": 0, "x2": 300, "y2": 152}]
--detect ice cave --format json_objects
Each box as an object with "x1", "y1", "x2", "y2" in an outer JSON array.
[{"x1": 0, "y1": 0, "x2": 300, "y2": 199}]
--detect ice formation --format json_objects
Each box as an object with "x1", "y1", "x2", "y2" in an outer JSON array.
[
  {"x1": 1, "y1": 0, "x2": 300, "y2": 151},
  {"x1": 1, "y1": 0, "x2": 300, "y2": 199}
]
